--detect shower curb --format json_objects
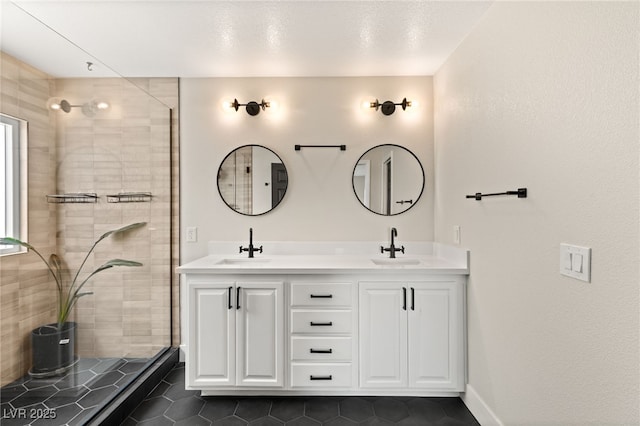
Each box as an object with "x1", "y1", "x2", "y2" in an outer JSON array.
[{"x1": 84, "y1": 347, "x2": 179, "y2": 426}]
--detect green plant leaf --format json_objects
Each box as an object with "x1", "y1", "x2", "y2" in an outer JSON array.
[
  {"x1": 1, "y1": 237, "x2": 62, "y2": 294},
  {"x1": 95, "y1": 222, "x2": 147, "y2": 245},
  {"x1": 49, "y1": 254, "x2": 63, "y2": 291},
  {"x1": 0, "y1": 237, "x2": 32, "y2": 249},
  {"x1": 49, "y1": 253, "x2": 62, "y2": 271},
  {"x1": 5, "y1": 223, "x2": 146, "y2": 329},
  {"x1": 72, "y1": 258, "x2": 144, "y2": 300},
  {"x1": 72, "y1": 222, "x2": 147, "y2": 288},
  {"x1": 83, "y1": 258, "x2": 143, "y2": 277},
  {"x1": 81, "y1": 258, "x2": 143, "y2": 282},
  {"x1": 102, "y1": 259, "x2": 144, "y2": 268}
]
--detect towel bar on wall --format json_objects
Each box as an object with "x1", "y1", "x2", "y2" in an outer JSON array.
[
  {"x1": 294, "y1": 144, "x2": 346, "y2": 151},
  {"x1": 466, "y1": 188, "x2": 527, "y2": 200}
]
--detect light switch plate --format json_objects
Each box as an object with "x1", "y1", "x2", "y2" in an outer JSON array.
[{"x1": 560, "y1": 244, "x2": 591, "y2": 282}]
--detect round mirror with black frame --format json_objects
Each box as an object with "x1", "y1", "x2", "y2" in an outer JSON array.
[
  {"x1": 352, "y1": 144, "x2": 425, "y2": 216},
  {"x1": 217, "y1": 145, "x2": 288, "y2": 216}
]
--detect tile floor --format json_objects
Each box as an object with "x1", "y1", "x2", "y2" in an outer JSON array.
[
  {"x1": 0, "y1": 358, "x2": 149, "y2": 426},
  {"x1": 122, "y1": 364, "x2": 480, "y2": 425}
]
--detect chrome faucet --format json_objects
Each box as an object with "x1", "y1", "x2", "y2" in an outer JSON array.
[
  {"x1": 240, "y1": 228, "x2": 263, "y2": 258},
  {"x1": 381, "y1": 227, "x2": 405, "y2": 258}
]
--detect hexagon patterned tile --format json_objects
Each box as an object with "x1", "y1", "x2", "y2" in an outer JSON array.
[{"x1": 122, "y1": 364, "x2": 480, "y2": 426}]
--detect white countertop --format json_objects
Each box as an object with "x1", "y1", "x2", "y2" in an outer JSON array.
[{"x1": 177, "y1": 242, "x2": 469, "y2": 275}]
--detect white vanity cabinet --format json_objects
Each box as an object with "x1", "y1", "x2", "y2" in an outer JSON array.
[
  {"x1": 186, "y1": 278, "x2": 284, "y2": 389},
  {"x1": 178, "y1": 243, "x2": 469, "y2": 396},
  {"x1": 359, "y1": 278, "x2": 465, "y2": 391}
]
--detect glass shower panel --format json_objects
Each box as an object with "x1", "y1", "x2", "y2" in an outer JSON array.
[
  {"x1": 0, "y1": 3, "x2": 173, "y2": 424},
  {"x1": 53, "y1": 77, "x2": 172, "y2": 361}
]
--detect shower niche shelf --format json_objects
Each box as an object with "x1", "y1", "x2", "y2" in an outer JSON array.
[
  {"x1": 107, "y1": 192, "x2": 153, "y2": 203},
  {"x1": 46, "y1": 193, "x2": 98, "y2": 204}
]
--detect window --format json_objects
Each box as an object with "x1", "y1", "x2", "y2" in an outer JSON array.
[{"x1": 1, "y1": 113, "x2": 27, "y2": 255}]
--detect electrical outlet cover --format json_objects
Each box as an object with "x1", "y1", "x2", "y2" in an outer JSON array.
[{"x1": 186, "y1": 227, "x2": 197, "y2": 243}]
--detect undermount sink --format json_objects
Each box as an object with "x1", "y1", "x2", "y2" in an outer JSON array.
[
  {"x1": 216, "y1": 258, "x2": 271, "y2": 265},
  {"x1": 371, "y1": 258, "x2": 421, "y2": 266}
]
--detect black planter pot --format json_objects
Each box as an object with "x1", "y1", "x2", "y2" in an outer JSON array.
[{"x1": 29, "y1": 322, "x2": 78, "y2": 377}]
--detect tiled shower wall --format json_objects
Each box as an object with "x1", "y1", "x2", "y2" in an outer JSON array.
[
  {"x1": 53, "y1": 77, "x2": 177, "y2": 358},
  {"x1": 0, "y1": 51, "x2": 58, "y2": 386},
  {"x1": 0, "y1": 50, "x2": 180, "y2": 385}
]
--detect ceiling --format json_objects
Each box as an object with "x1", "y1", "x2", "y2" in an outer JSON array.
[{"x1": 2, "y1": 1, "x2": 493, "y2": 78}]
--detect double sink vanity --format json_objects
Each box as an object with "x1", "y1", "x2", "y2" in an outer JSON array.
[
  {"x1": 179, "y1": 143, "x2": 468, "y2": 396},
  {"x1": 178, "y1": 238, "x2": 469, "y2": 397}
]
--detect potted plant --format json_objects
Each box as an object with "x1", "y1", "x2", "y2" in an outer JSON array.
[{"x1": 0, "y1": 222, "x2": 146, "y2": 376}]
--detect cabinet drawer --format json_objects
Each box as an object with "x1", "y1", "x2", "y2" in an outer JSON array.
[
  {"x1": 291, "y1": 363, "x2": 352, "y2": 388},
  {"x1": 291, "y1": 283, "x2": 352, "y2": 307},
  {"x1": 291, "y1": 311, "x2": 352, "y2": 334},
  {"x1": 291, "y1": 337, "x2": 352, "y2": 361}
]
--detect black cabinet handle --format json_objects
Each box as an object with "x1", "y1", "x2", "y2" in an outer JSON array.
[
  {"x1": 309, "y1": 348, "x2": 333, "y2": 354},
  {"x1": 310, "y1": 375, "x2": 332, "y2": 381},
  {"x1": 310, "y1": 321, "x2": 333, "y2": 326},
  {"x1": 236, "y1": 286, "x2": 241, "y2": 310},
  {"x1": 411, "y1": 287, "x2": 415, "y2": 311},
  {"x1": 310, "y1": 294, "x2": 333, "y2": 298},
  {"x1": 228, "y1": 286, "x2": 233, "y2": 309},
  {"x1": 402, "y1": 287, "x2": 407, "y2": 311}
]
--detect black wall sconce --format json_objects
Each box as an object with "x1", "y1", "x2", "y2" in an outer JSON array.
[
  {"x1": 225, "y1": 98, "x2": 276, "y2": 116},
  {"x1": 365, "y1": 97, "x2": 415, "y2": 116}
]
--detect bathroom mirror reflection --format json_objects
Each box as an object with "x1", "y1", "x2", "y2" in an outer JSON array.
[
  {"x1": 217, "y1": 145, "x2": 288, "y2": 215},
  {"x1": 353, "y1": 144, "x2": 425, "y2": 215}
]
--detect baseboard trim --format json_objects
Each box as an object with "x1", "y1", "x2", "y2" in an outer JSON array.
[
  {"x1": 462, "y1": 384, "x2": 503, "y2": 426},
  {"x1": 179, "y1": 343, "x2": 186, "y2": 362}
]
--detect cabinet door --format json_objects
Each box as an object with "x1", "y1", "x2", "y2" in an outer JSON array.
[
  {"x1": 408, "y1": 281, "x2": 464, "y2": 390},
  {"x1": 236, "y1": 281, "x2": 284, "y2": 387},
  {"x1": 188, "y1": 283, "x2": 235, "y2": 387},
  {"x1": 359, "y1": 282, "x2": 407, "y2": 388}
]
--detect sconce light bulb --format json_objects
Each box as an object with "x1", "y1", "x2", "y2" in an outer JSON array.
[
  {"x1": 222, "y1": 100, "x2": 234, "y2": 112},
  {"x1": 265, "y1": 100, "x2": 278, "y2": 112},
  {"x1": 95, "y1": 101, "x2": 109, "y2": 110},
  {"x1": 47, "y1": 97, "x2": 63, "y2": 111},
  {"x1": 361, "y1": 99, "x2": 378, "y2": 110},
  {"x1": 222, "y1": 98, "x2": 241, "y2": 113},
  {"x1": 408, "y1": 99, "x2": 418, "y2": 109}
]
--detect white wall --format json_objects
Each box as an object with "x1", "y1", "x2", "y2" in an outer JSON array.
[
  {"x1": 181, "y1": 77, "x2": 433, "y2": 262},
  {"x1": 434, "y1": 2, "x2": 639, "y2": 425}
]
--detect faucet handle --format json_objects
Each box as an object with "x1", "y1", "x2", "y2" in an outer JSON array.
[
  {"x1": 399, "y1": 246, "x2": 405, "y2": 254},
  {"x1": 380, "y1": 246, "x2": 385, "y2": 253},
  {"x1": 257, "y1": 246, "x2": 263, "y2": 254},
  {"x1": 239, "y1": 245, "x2": 244, "y2": 253}
]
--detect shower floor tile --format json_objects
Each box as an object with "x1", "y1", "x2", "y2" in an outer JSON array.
[
  {"x1": 0, "y1": 357, "x2": 149, "y2": 426},
  {"x1": 123, "y1": 364, "x2": 480, "y2": 425}
]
